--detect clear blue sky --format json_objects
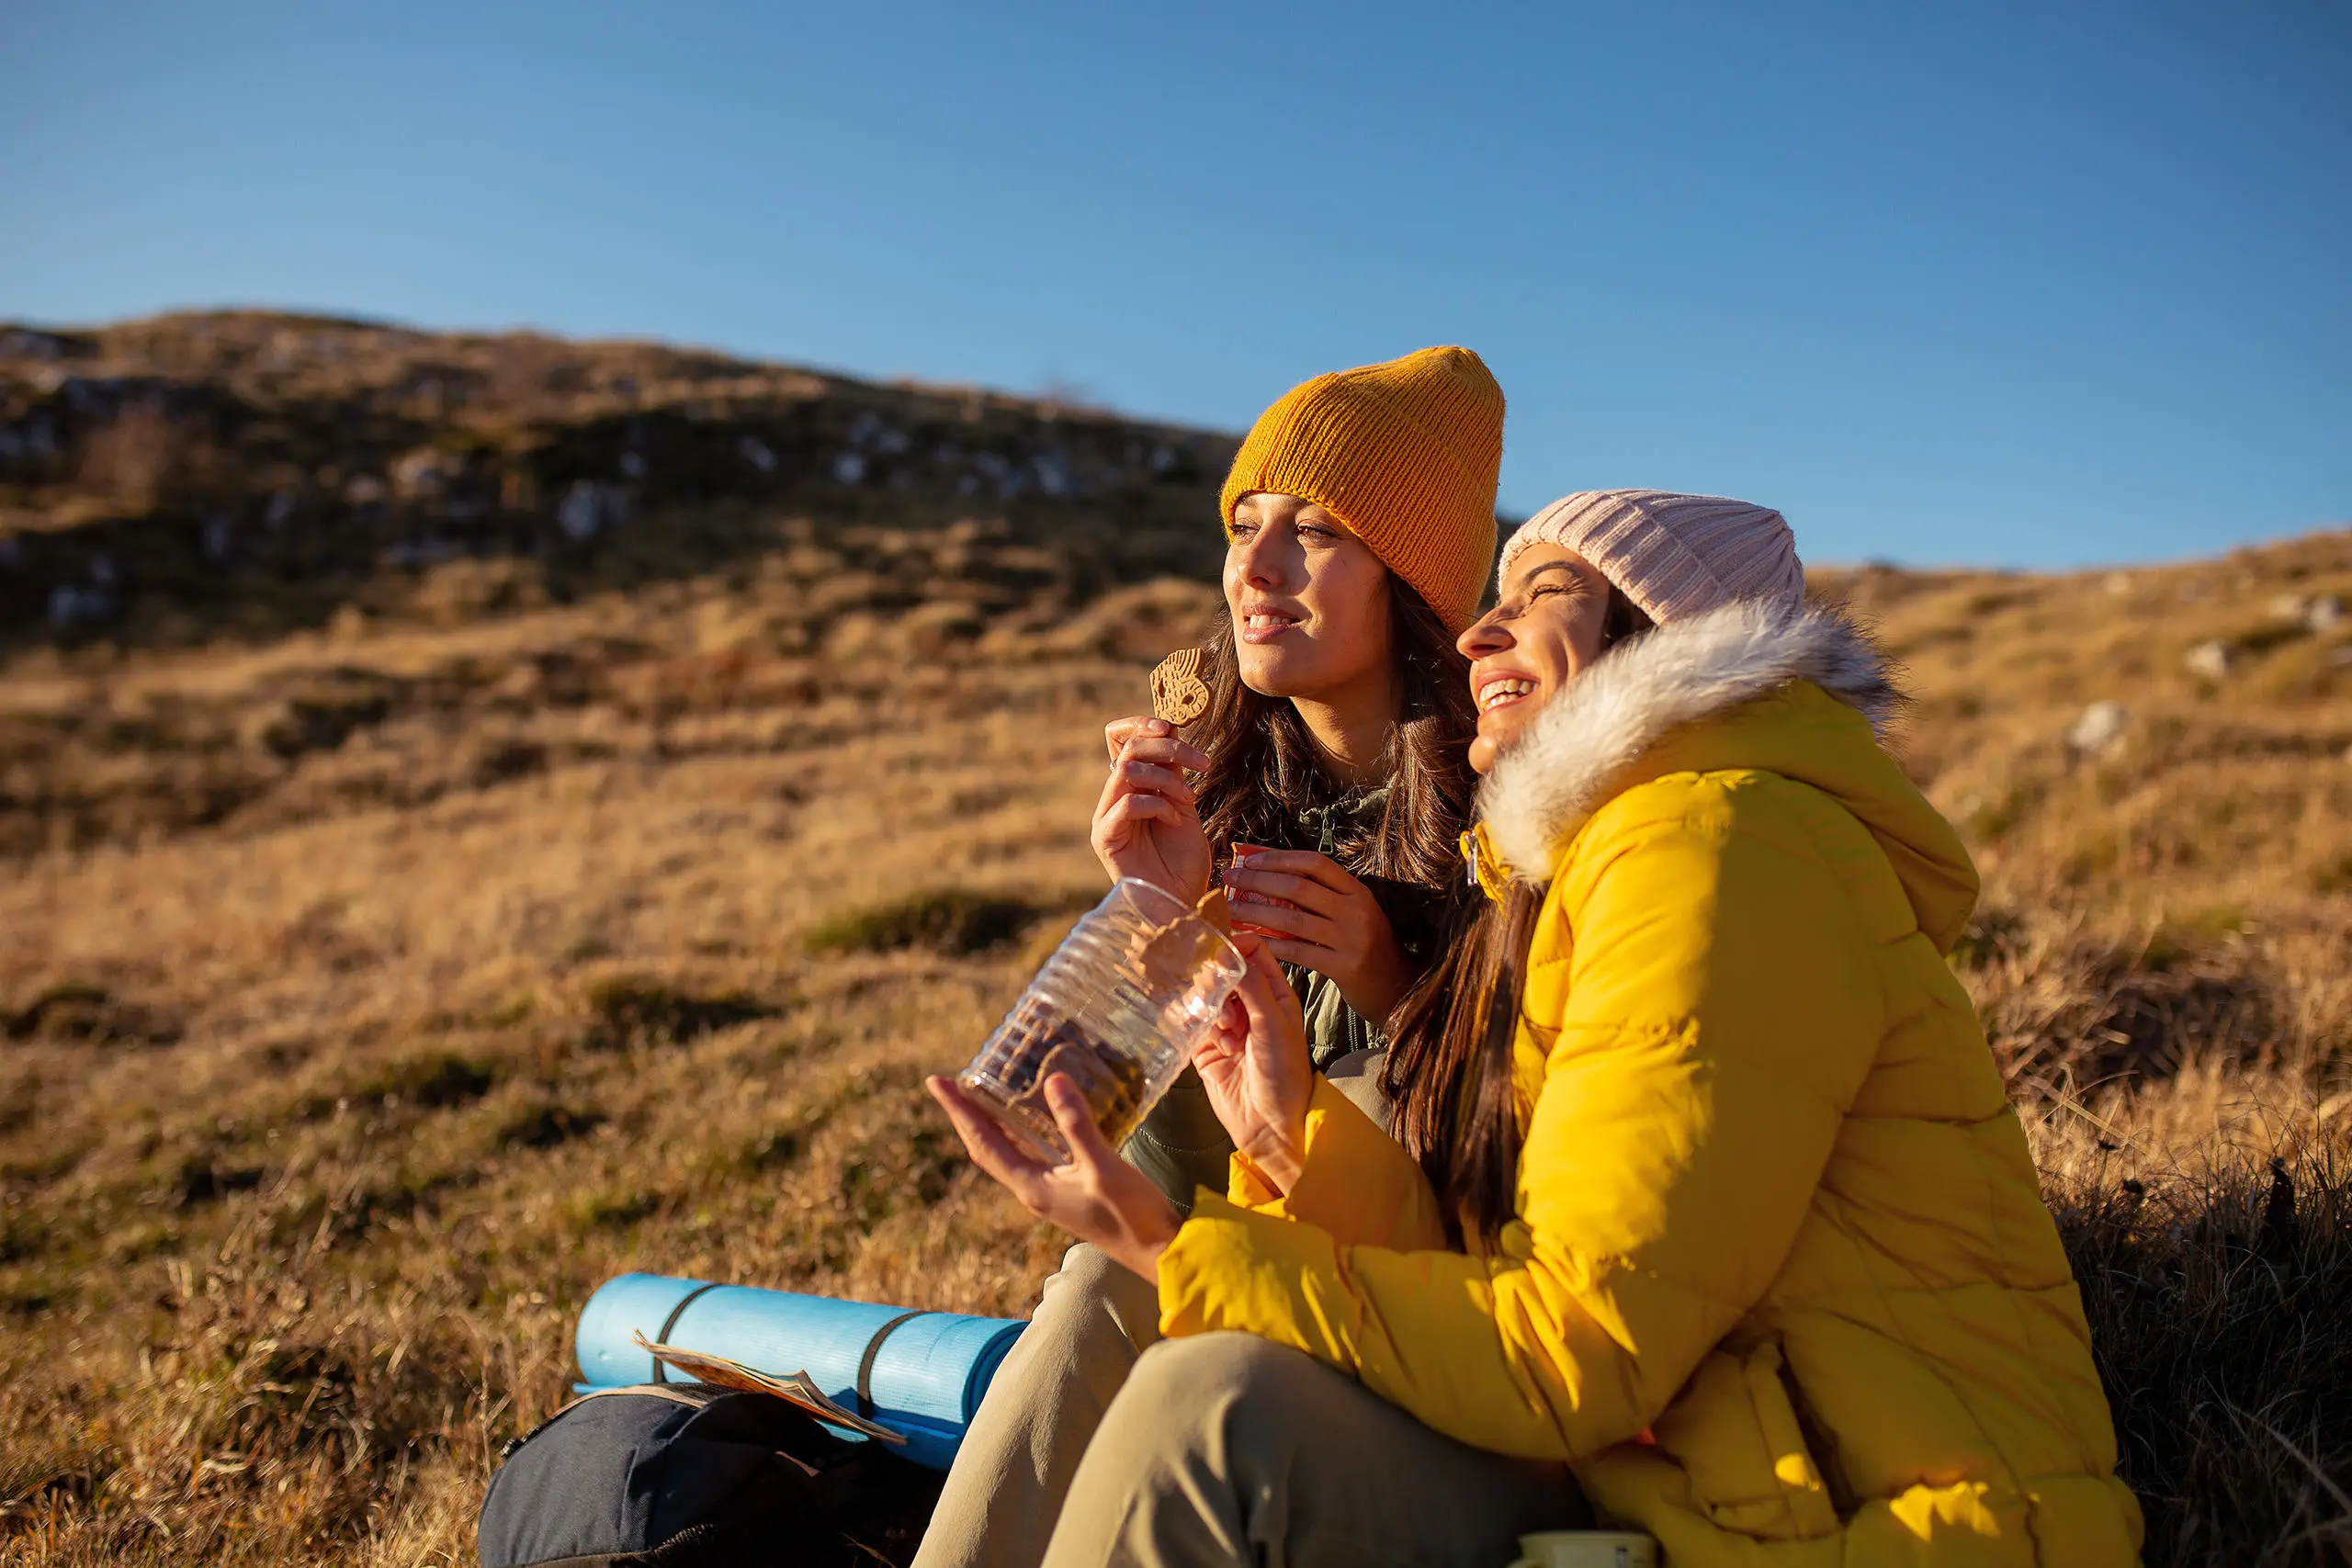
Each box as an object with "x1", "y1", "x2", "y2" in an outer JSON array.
[{"x1": 3, "y1": 2, "x2": 2345, "y2": 568}]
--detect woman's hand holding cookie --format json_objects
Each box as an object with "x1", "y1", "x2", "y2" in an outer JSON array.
[
  {"x1": 1223, "y1": 848, "x2": 1411, "y2": 1024},
  {"x1": 1091, "y1": 718, "x2": 1213, "y2": 904}
]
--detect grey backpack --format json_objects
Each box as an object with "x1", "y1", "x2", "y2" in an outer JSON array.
[{"x1": 479, "y1": 1382, "x2": 928, "y2": 1566}]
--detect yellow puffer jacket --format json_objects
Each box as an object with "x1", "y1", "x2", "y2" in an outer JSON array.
[{"x1": 1156, "y1": 603, "x2": 2142, "y2": 1565}]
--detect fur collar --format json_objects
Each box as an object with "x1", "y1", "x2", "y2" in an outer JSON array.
[{"x1": 1475, "y1": 600, "x2": 1903, "y2": 884}]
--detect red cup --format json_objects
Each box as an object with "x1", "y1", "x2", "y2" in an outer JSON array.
[{"x1": 1226, "y1": 841, "x2": 1300, "y2": 939}]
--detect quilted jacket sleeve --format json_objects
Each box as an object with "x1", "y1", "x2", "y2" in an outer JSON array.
[
  {"x1": 1222, "y1": 1076, "x2": 1449, "y2": 1254},
  {"x1": 1157, "y1": 779, "x2": 1888, "y2": 1461}
]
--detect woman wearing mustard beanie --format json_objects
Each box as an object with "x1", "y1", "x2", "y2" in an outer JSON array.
[
  {"x1": 1099, "y1": 344, "x2": 1503, "y2": 1084},
  {"x1": 916, "y1": 346, "x2": 1551, "y2": 1568}
]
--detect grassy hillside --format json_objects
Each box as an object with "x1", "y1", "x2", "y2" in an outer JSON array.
[{"x1": 2, "y1": 318, "x2": 2347, "y2": 1564}]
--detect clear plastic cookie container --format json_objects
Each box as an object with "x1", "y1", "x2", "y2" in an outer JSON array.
[{"x1": 956, "y1": 878, "x2": 1246, "y2": 1163}]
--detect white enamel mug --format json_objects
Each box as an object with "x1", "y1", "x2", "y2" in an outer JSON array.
[{"x1": 1506, "y1": 1531, "x2": 1658, "y2": 1568}]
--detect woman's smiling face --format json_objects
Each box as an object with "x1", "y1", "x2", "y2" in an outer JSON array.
[
  {"x1": 1456, "y1": 544, "x2": 1614, "y2": 774},
  {"x1": 1223, "y1": 492, "x2": 1394, "y2": 698}
]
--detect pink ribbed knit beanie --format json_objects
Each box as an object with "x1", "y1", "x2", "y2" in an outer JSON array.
[{"x1": 1497, "y1": 489, "x2": 1805, "y2": 624}]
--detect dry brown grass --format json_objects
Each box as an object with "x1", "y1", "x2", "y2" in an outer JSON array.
[
  {"x1": 2029, "y1": 1072, "x2": 2352, "y2": 1564},
  {"x1": 1, "y1": 518, "x2": 2346, "y2": 1564}
]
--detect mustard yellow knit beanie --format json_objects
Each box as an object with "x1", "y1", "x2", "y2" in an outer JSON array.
[{"x1": 1219, "y1": 345, "x2": 1503, "y2": 634}]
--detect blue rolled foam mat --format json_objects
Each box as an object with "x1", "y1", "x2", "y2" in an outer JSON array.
[{"x1": 575, "y1": 1273, "x2": 1025, "y2": 1471}]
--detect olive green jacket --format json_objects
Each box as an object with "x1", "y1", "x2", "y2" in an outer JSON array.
[{"x1": 1121, "y1": 790, "x2": 1443, "y2": 1210}]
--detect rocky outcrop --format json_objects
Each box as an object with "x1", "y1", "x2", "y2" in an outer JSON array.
[{"x1": 0, "y1": 312, "x2": 1238, "y2": 645}]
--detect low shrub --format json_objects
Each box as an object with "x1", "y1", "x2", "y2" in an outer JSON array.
[
  {"x1": 582, "y1": 976, "x2": 775, "y2": 1047},
  {"x1": 358, "y1": 1050, "x2": 499, "y2": 1110},
  {"x1": 802, "y1": 889, "x2": 1044, "y2": 957}
]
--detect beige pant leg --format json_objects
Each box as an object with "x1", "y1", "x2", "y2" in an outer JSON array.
[
  {"x1": 1038, "y1": 1333, "x2": 1589, "y2": 1568},
  {"x1": 913, "y1": 1243, "x2": 1161, "y2": 1568}
]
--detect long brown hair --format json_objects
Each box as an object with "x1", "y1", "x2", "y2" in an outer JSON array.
[
  {"x1": 1187, "y1": 578, "x2": 1478, "y2": 895},
  {"x1": 1382, "y1": 583, "x2": 1656, "y2": 1246}
]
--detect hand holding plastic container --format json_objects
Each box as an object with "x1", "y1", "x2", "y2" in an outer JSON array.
[{"x1": 956, "y1": 878, "x2": 1246, "y2": 1163}]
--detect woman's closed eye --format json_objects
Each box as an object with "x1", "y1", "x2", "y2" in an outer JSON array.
[{"x1": 1524, "y1": 578, "x2": 1594, "y2": 610}]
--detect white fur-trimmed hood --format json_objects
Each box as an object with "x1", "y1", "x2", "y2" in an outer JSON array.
[{"x1": 1475, "y1": 599, "x2": 1905, "y2": 884}]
